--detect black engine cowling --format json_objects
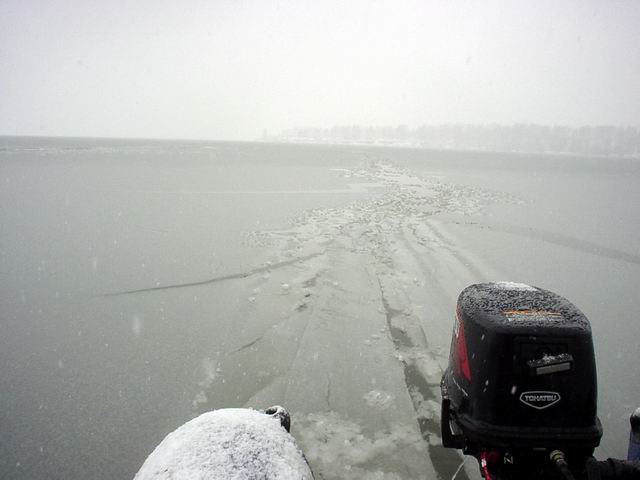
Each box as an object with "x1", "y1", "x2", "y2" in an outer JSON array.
[{"x1": 441, "y1": 282, "x2": 602, "y2": 462}]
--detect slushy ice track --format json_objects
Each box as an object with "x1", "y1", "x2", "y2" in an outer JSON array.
[{"x1": 96, "y1": 162, "x2": 508, "y2": 479}]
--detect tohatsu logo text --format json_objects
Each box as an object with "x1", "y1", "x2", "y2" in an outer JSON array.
[{"x1": 519, "y1": 391, "x2": 561, "y2": 410}]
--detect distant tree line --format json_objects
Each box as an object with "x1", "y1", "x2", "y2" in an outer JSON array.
[{"x1": 275, "y1": 124, "x2": 640, "y2": 157}]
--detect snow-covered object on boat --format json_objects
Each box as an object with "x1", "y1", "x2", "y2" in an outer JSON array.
[{"x1": 134, "y1": 407, "x2": 314, "y2": 480}]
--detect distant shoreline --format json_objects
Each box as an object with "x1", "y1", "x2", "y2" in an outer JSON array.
[
  {"x1": 267, "y1": 137, "x2": 640, "y2": 160},
  {"x1": 2, "y1": 134, "x2": 639, "y2": 160},
  {"x1": 273, "y1": 123, "x2": 640, "y2": 159}
]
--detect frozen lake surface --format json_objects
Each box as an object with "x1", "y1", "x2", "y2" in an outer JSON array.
[{"x1": 1, "y1": 138, "x2": 639, "y2": 479}]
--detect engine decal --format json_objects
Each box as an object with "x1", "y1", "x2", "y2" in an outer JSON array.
[{"x1": 519, "y1": 391, "x2": 561, "y2": 410}]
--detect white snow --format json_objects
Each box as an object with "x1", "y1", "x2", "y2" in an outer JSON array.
[
  {"x1": 494, "y1": 281, "x2": 537, "y2": 292},
  {"x1": 192, "y1": 358, "x2": 221, "y2": 409},
  {"x1": 134, "y1": 408, "x2": 313, "y2": 480},
  {"x1": 132, "y1": 315, "x2": 143, "y2": 337},
  {"x1": 535, "y1": 353, "x2": 571, "y2": 366},
  {"x1": 363, "y1": 389, "x2": 396, "y2": 410},
  {"x1": 295, "y1": 411, "x2": 427, "y2": 479}
]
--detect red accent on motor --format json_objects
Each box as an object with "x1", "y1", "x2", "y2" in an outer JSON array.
[{"x1": 455, "y1": 306, "x2": 472, "y2": 382}]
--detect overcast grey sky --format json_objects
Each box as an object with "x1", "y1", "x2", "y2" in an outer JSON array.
[{"x1": 1, "y1": 0, "x2": 639, "y2": 140}]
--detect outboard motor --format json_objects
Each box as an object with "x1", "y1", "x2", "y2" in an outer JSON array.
[{"x1": 441, "y1": 282, "x2": 602, "y2": 479}]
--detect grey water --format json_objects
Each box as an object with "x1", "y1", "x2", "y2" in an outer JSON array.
[{"x1": 1, "y1": 137, "x2": 638, "y2": 479}]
